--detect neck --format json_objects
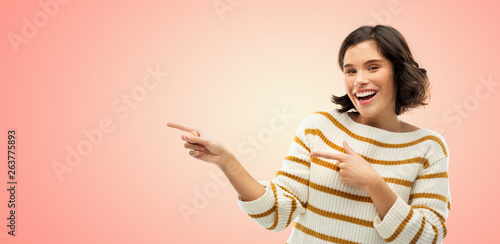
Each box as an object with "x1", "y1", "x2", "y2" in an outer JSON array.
[{"x1": 349, "y1": 110, "x2": 402, "y2": 132}]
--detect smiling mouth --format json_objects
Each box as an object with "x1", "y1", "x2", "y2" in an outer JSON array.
[{"x1": 355, "y1": 91, "x2": 377, "y2": 101}]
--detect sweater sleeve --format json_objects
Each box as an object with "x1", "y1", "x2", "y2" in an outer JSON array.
[
  {"x1": 373, "y1": 138, "x2": 451, "y2": 243},
  {"x1": 236, "y1": 116, "x2": 313, "y2": 232}
]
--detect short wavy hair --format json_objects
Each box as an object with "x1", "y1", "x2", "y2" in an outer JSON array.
[{"x1": 331, "y1": 25, "x2": 430, "y2": 116}]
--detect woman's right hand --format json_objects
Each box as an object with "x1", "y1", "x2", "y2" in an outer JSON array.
[
  {"x1": 167, "y1": 122, "x2": 266, "y2": 201},
  {"x1": 167, "y1": 122, "x2": 234, "y2": 167}
]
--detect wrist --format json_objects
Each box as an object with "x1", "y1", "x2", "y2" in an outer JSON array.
[
  {"x1": 363, "y1": 174, "x2": 385, "y2": 194},
  {"x1": 218, "y1": 153, "x2": 241, "y2": 175}
]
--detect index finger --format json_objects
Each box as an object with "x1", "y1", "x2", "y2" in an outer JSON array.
[
  {"x1": 167, "y1": 122, "x2": 201, "y2": 136},
  {"x1": 310, "y1": 151, "x2": 346, "y2": 161}
]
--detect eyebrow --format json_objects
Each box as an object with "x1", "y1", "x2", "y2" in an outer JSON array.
[{"x1": 343, "y1": 59, "x2": 384, "y2": 69}]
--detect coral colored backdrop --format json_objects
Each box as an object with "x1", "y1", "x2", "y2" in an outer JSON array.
[{"x1": 1, "y1": 0, "x2": 499, "y2": 243}]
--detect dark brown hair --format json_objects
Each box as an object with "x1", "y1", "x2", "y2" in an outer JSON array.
[{"x1": 331, "y1": 25, "x2": 430, "y2": 115}]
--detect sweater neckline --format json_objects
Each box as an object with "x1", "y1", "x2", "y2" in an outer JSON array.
[{"x1": 342, "y1": 111, "x2": 425, "y2": 136}]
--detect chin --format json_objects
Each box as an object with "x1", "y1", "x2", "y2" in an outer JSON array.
[{"x1": 356, "y1": 110, "x2": 377, "y2": 118}]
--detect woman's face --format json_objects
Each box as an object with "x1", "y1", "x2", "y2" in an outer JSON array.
[{"x1": 342, "y1": 40, "x2": 396, "y2": 118}]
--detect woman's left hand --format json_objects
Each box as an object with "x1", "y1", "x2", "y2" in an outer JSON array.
[{"x1": 310, "y1": 141, "x2": 381, "y2": 190}]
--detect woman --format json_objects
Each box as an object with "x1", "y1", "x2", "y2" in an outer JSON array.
[{"x1": 168, "y1": 25, "x2": 450, "y2": 243}]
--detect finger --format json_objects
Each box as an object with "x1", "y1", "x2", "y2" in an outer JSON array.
[
  {"x1": 310, "y1": 151, "x2": 346, "y2": 161},
  {"x1": 334, "y1": 161, "x2": 343, "y2": 171},
  {"x1": 192, "y1": 129, "x2": 201, "y2": 137},
  {"x1": 189, "y1": 150, "x2": 204, "y2": 157},
  {"x1": 343, "y1": 141, "x2": 357, "y2": 155},
  {"x1": 184, "y1": 142, "x2": 205, "y2": 151},
  {"x1": 336, "y1": 161, "x2": 350, "y2": 169},
  {"x1": 181, "y1": 135, "x2": 202, "y2": 146},
  {"x1": 168, "y1": 122, "x2": 202, "y2": 138},
  {"x1": 167, "y1": 122, "x2": 197, "y2": 133},
  {"x1": 183, "y1": 134, "x2": 210, "y2": 146}
]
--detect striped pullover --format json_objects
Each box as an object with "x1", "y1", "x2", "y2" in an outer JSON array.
[{"x1": 237, "y1": 110, "x2": 451, "y2": 244}]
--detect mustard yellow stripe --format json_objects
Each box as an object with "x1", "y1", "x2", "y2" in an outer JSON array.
[
  {"x1": 385, "y1": 208, "x2": 414, "y2": 242},
  {"x1": 306, "y1": 128, "x2": 343, "y2": 151},
  {"x1": 416, "y1": 172, "x2": 448, "y2": 180},
  {"x1": 311, "y1": 156, "x2": 413, "y2": 188},
  {"x1": 276, "y1": 170, "x2": 309, "y2": 185},
  {"x1": 276, "y1": 170, "x2": 372, "y2": 203},
  {"x1": 284, "y1": 195, "x2": 297, "y2": 228},
  {"x1": 266, "y1": 182, "x2": 279, "y2": 231},
  {"x1": 285, "y1": 155, "x2": 311, "y2": 167},
  {"x1": 306, "y1": 203, "x2": 373, "y2": 228},
  {"x1": 410, "y1": 216, "x2": 425, "y2": 244},
  {"x1": 383, "y1": 177, "x2": 413, "y2": 187},
  {"x1": 294, "y1": 135, "x2": 310, "y2": 152},
  {"x1": 366, "y1": 156, "x2": 430, "y2": 169},
  {"x1": 413, "y1": 205, "x2": 447, "y2": 238},
  {"x1": 448, "y1": 201, "x2": 451, "y2": 211},
  {"x1": 293, "y1": 222, "x2": 359, "y2": 244},
  {"x1": 311, "y1": 156, "x2": 340, "y2": 171},
  {"x1": 248, "y1": 206, "x2": 275, "y2": 219},
  {"x1": 306, "y1": 128, "x2": 431, "y2": 168},
  {"x1": 410, "y1": 193, "x2": 448, "y2": 205},
  {"x1": 309, "y1": 181, "x2": 372, "y2": 203},
  {"x1": 431, "y1": 223, "x2": 439, "y2": 244},
  {"x1": 274, "y1": 183, "x2": 306, "y2": 209},
  {"x1": 314, "y1": 111, "x2": 448, "y2": 157}
]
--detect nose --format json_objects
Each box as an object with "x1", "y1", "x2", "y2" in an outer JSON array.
[{"x1": 354, "y1": 71, "x2": 369, "y2": 87}]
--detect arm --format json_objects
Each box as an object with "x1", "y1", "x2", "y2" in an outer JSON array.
[
  {"x1": 236, "y1": 116, "x2": 313, "y2": 232},
  {"x1": 311, "y1": 141, "x2": 398, "y2": 219},
  {"x1": 167, "y1": 122, "x2": 266, "y2": 201},
  {"x1": 167, "y1": 116, "x2": 313, "y2": 231},
  {"x1": 373, "y1": 154, "x2": 451, "y2": 243},
  {"x1": 218, "y1": 154, "x2": 266, "y2": 201},
  {"x1": 363, "y1": 176, "x2": 398, "y2": 220},
  {"x1": 311, "y1": 139, "x2": 451, "y2": 243}
]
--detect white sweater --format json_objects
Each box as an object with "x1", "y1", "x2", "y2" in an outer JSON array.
[{"x1": 237, "y1": 110, "x2": 451, "y2": 244}]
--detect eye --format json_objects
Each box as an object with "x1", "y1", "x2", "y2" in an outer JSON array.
[
  {"x1": 345, "y1": 69, "x2": 356, "y2": 74},
  {"x1": 368, "y1": 66, "x2": 379, "y2": 71}
]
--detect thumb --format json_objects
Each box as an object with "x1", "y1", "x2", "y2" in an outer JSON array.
[{"x1": 343, "y1": 141, "x2": 356, "y2": 155}]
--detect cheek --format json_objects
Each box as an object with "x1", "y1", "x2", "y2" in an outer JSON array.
[
  {"x1": 344, "y1": 76, "x2": 354, "y2": 90},
  {"x1": 375, "y1": 70, "x2": 394, "y2": 90},
  {"x1": 344, "y1": 78, "x2": 356, "y2": 100}
]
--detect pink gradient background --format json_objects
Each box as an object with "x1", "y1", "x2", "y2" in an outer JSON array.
[{"x1": 1, "y1": 0, "x2": 499, "y2": 243}]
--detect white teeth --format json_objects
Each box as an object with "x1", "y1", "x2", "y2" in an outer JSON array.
[{"x1": 355, "y1": 91, "x2": 376, "y2": 97}]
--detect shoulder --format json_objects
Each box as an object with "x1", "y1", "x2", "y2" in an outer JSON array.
[
  {"x1": 416, "y1": 128, "x2": 449, "y2": 160},
  {"x1": 302, "y1": 109, "x2": 345, "y2": 122},
  {"x1": 299, "y1": 109, "x2": 344, "y2": 127}
]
